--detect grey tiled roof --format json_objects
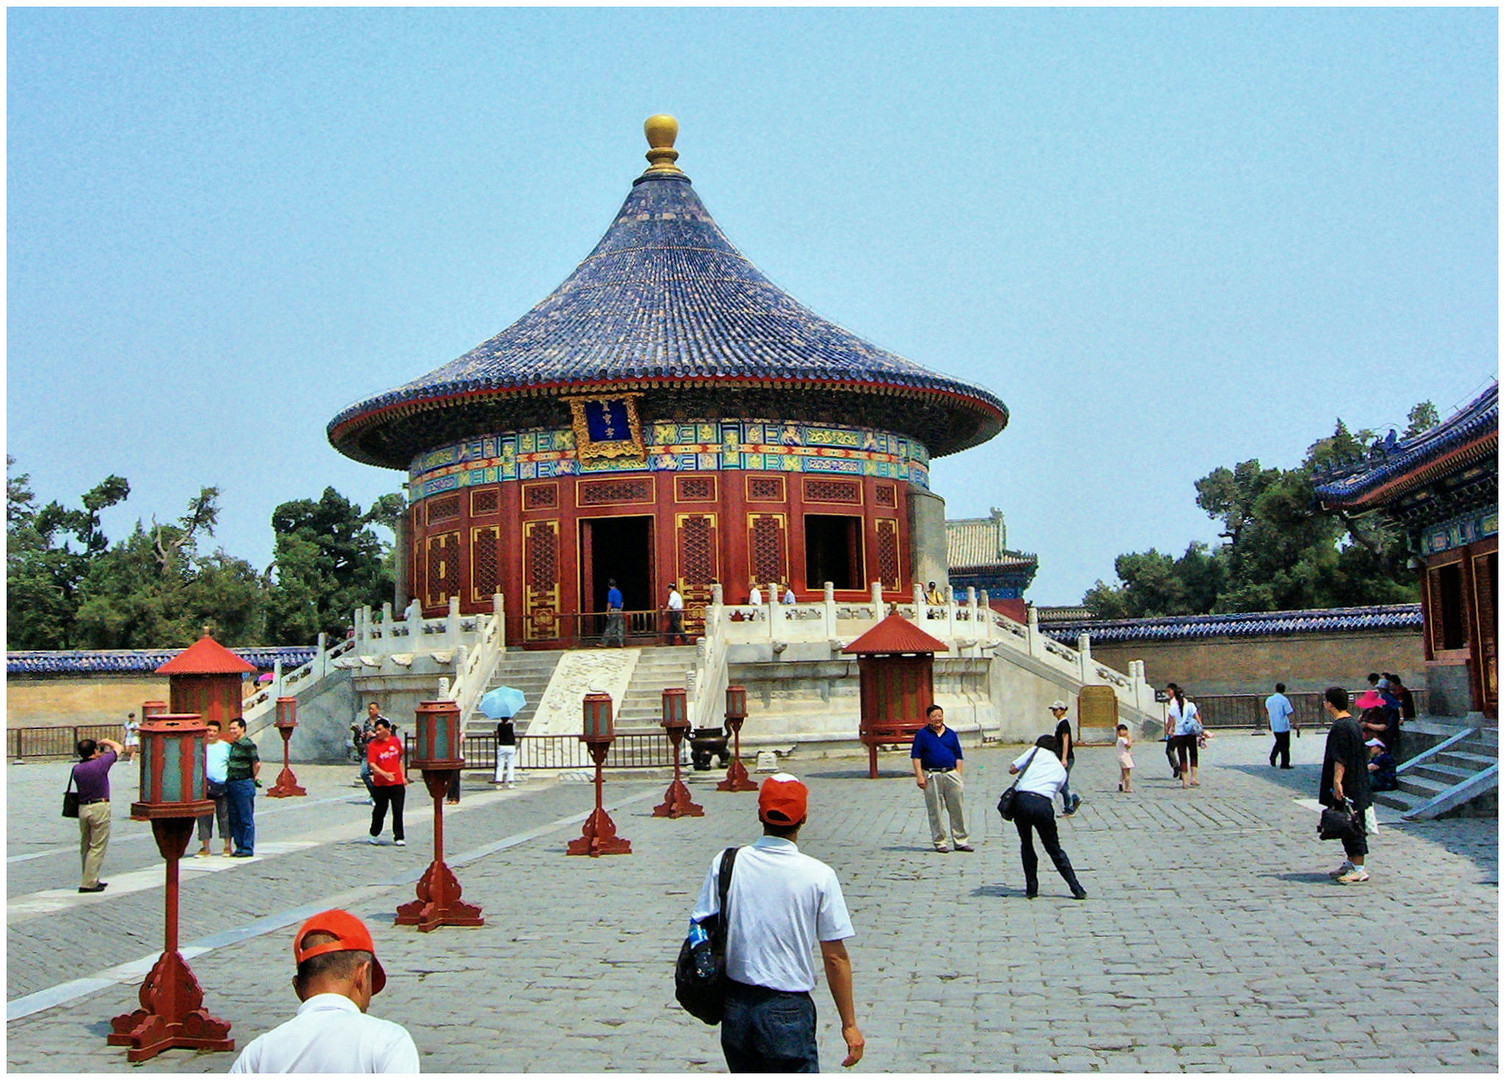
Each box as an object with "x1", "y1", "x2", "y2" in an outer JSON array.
[
  {"x1": 946, "y1": 513, "x2": 1036, "y2": 571},
  {"x1": 330, "y1": 162, "x2": 1006, "y2": 469},
  {"x1": 1041, "y1": 604, "x2": 1423, "y2": 644}
]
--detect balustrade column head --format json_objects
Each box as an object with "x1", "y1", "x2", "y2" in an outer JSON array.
[
  {"x1": 1028, "y1": 606, "x2": 1040, "y2": 630},
  {"x1": 438, "y1": 676, "x2": 451, "y2": 698},
  {"x1": 711, "y1": 582, "x2": 723, "y2": 605},
  {"x1": 824, "y1": 582, "x2": 835, "y2": 602}
]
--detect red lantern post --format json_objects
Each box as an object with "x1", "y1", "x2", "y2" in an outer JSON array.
[
  {"x1": 395, "y1": 701, "x2": 483, "y2": 932},
  {"x1": 653, "y1": 688, "x2": 703, "y2": 818},
  {"x1": 566, "y1": 693, "x2": 632, "y2": 855},
  {"x1": 265, "y1": 697, "x2": 306, "y2": 798},
  {"x1": 716, "y1": 685, "x2": 757, "y2": 792},
  {"x1": 108, "y1": 714, "x2": 233, "y2": 1062}
]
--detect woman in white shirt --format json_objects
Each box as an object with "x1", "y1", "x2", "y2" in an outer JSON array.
[
  {"x1": 1168, "y1": 686, "x2": 1202, "y2": 788},
  {"x1": 1006, "y1": 735, "x2": 1087, "y2": 900}
]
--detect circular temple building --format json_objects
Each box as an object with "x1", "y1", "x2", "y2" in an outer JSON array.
[{"x1": 329, "y1": 116, "x2": 1006, "y2": 646}]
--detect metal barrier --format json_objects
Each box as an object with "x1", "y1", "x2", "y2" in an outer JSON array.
[
  {"x1": 1195, "y1": 689, "x2": 1427, "y2": 730},
  {"x1": 8, "y1": 724, "x2": 130, "y2": 760},
  {"x1": 405, "y1": 731, "x2": 675, "y2": 770},
  {"x1": 503, "y1": 609, "x2": 698, "y2": 650}
]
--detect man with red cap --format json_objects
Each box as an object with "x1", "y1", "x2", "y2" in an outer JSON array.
[
  {"x1": 230, "y1": 910, "x2": 419, "y2": 1073},
  {"x1": 690, "y1": 773, "x2": 865, "y2": 1072}
]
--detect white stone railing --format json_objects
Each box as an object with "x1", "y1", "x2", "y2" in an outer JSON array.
[
  {"x1": 708, "y1": 581, "x2": 1159, "y2": 718},
  {"x1": 347, "y1": 595, "x2": 502, "y2": 661},
  {"x1": 439, "y1": 595, "x2": 507, "y2": 719},
  {"x1": 686, "y1": 584, "x2": 731, "y2": 731},
  {"x1": 243, "y1": 632, "x2": 358, "y2": 733}
]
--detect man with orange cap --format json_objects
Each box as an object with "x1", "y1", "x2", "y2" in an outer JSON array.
[
  {"x1": 230, "y1": 910, "x2": 419, "y2": 1073},
  {"x1": 690, "y1": 773, "x2": 865, "y2": 1072}
]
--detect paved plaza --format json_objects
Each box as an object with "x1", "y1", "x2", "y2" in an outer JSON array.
[{"x1": 6, "y1": 727, "x2": 1497, "y2": 1072}]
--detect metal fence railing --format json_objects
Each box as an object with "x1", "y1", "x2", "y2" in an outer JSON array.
[
  {"x1": 405, "y1": 731, "x2": 675, "y2": 771},
  {"x1": 8, "y1": 724, "x2": 130, "y2": 761},
  {"x1": 1194, "y1": 689, "x2": 1427, "y2": 730},
  {"x1": 504, "y1": 609, "x2": 701, "y2": 650}
]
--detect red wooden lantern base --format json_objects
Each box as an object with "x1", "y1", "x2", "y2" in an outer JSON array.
[
  {"x1": 396, "y1": 770, "x2": 483, "y2": 932},
  {"x1": 266, "y1": 728, "x2": 305, "y2": 797},
  {"x1": 717, "y1": 718, "x2": 757, "y2": 792},
  {"x1": 567, "y1": 742, "x2": 631, "y2": 855},
  {"x1": 108, "y1": 818, "x2": 232, "y2": 1062},
  {"x1": 654, "y1": 727, "x2": 703, "y2": 817}
]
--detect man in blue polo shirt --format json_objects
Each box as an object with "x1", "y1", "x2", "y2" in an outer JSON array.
[{"x1": 911, "y1": 704, "x2": 971, "y2": 853}]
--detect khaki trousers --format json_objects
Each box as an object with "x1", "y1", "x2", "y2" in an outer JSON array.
[
  {"x1": 78, "y1": 801, "x2": 111, "y2": 888},
  {"x1": 923, "y1": 770, "x2": 968, "y2": 849}
]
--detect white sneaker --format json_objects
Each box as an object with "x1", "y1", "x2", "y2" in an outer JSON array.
[
  {"x1": 367, "y1": 836, "x2": 380, "y2": 845},
  {"x1": 506, "y1": 782, "x2": 515, "y2": 789},
  {"x1": 1337, "y1": 867, "x2": 1370, "y2": 884},
  {"x1": 1328, "y1": 861, "x2": 1354, "y2": 880},
  {"x1": 394, "y1": 839, "x2": 406, "y2": 846}
]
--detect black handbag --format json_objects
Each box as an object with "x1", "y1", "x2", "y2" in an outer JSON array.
[
  {"x1": 62, "y1": 771, "x2": 80, "y2": 819},
  {"x1": 675, "y1": 846, "x2": 738, "y2": 1025},
  {"x1": 997, "y1": 749, "x2": 1039, "y2": 822},
  {"x1": 1318, "y1": 798, "x2": 1359, "y2": 841}
]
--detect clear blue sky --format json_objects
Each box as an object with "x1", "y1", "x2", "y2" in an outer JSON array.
[{"x1": 8, "y1": 8, "x2": 1497, "y2": 606}]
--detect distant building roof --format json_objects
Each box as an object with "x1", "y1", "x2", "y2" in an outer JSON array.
[
  {"x1": 1314, "y1": 382, "x2": 1498, "y2": 511},
  {"x1": 843, "y1": 613, "x2": 949, "y2": 655},
  {"x1": 329, "y1": 117, "x2": 1006, "y2": 471},
  {"x1": 946, "y1": 509, "x2": 1038, "y2": 572},
  {"x1": 1041, "y1": 604, "x2": 1423, "y2": 644},
  {"x1": 1036, "y1": 605, "x2": 1092, "y2": 623},
  {"x1": 9, "y1": 647, "x2": 316, "y2": 676}
]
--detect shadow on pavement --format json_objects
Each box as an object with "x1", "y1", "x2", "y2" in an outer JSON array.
[
  {"x1": 1223, "y1": 761, "x2": 1321, "y2": 796},
  {"x1": 970, "y1": 883, "x2": 1023, "y2": 899}
]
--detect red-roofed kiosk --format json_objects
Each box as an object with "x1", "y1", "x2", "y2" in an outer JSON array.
[
  {"x1": 843, "y1": 613, "x2": 948, "y2": 778},
  {"x1": 155, "y1": 630, "x2": 257, "y2": 728}
]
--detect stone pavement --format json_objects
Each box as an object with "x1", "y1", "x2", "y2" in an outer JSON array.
[{"x1": 6, "y1": 727, "x2": 1497, "y2": 1072}]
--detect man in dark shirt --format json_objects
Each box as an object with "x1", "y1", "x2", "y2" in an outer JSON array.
[
  {"x1": 72, "y1": 737, "x2": 123, "y2": 892},
  {"x1": 1319, "y1": 687, "x2": 1372, "y2": 884},
  {"x1": 910, "y1": 704, "x2": 970, "y2": 853},
  {"x1": 1051, "y1": 701, "x2": 1082, "y2": 815},
  {"x1": 602, "y1": 578, "x2": 626, "y2": 647},
  {"x1": 225, "y1": 718, "x2": 261, "y2": 857}
]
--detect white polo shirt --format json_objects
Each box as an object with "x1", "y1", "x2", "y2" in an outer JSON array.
[
  {"x1": 691, "y1": 836, "x2": 854, "y2": 993},
  {"x1": 230, "y1": 993, "x2": 420, "y2": 1074},
  {"x1": 1010, "y1": 747, "x2": 1068, "y2": 798}
]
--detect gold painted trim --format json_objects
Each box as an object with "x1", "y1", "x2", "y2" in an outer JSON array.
[{"x1": 565, "y1": 392, "x2": 646, "y2": 463}]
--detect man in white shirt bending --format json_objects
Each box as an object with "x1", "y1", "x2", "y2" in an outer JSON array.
[
  {"x1": 231, "y1": 910, "x2": 419, "y2": 1073},
  {"x1": 691, "y1": 774, "x2": 865, "y2": 1072}
]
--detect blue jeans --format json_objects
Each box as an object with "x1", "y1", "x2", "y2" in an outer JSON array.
[
  {"x1": 226, "y1": 778, "x2": 256, "y2": 854},
  {"x1": 1058, "y1": 758, "x2": 1078, "y2": 812},
  {"x1": 721, "y1": 980, "x2": 819, "y2": 1072}
]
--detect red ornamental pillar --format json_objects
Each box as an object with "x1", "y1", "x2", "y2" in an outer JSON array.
[
  {"x1": 266, "y1": 697, "x2": 306, "y2": 798},
  {"x1": 395, "y1": 701, "x2": 483, "y2": 932},
  {"x1": 716, "y1": 686, "x2": 757, "y2": 792},
  {"x1": 567, "y1": 693, "x2": 632, "y2": 855},
  {"x1": 653, "y1": 688, "x2": 703, "y2": 818},
  {"x1": 108, "y1": 714, "x2": 233, "y2": 1062}
]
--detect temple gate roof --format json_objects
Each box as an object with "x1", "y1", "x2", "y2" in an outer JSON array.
[{"x1": 330, "y1": 116, "x2": 1006, "y2": 470}]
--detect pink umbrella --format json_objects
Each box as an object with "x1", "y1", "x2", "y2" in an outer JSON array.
[{"x1": 257, "y1": 672, "x2": 274, "y2": 684}]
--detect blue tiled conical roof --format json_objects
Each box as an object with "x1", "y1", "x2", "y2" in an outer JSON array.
[{"x1": 329, "y1": 128, "x2": 1006, "y2": 470}]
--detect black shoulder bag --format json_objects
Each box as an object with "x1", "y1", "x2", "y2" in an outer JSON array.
[
  {"x1": 676, "y1": 846, "x2": 738, "y2": 1024},
  {"x1": 1318, "y1": 797, "x2": 1360, "y2": 841},
  {"x1": 997, "y1": 749, "x2": 1039, "y2": 822},
  {"x1": 62, "y1": 769, "x2": 80, "y2": 819}
]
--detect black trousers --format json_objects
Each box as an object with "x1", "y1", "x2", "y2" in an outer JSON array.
[
  {"x1": 1173, "y1": 733, "x2": 1199, "y2": 772},
  {"x1": 1270, "y1": 731, "x2": 1291, "y2": 768},
  {"x1": 1165, "y1": 736, "x2": 1179, "y2": 775},
  {"x1": 1012, "y1": 791, "x2": 1083, "y2": 895},
  {"x1": 371, "y1": 785, "x2": 405, "y2": 841}
]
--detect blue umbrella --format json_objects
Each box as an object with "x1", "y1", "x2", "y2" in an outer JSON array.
[{"x1": 479, "y1": 685, "x2": 527, "y2": 720}]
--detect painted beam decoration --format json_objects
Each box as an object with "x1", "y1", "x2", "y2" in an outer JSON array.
[{"x1": 567, "y1": 393, "x2": 646, "y2": 463}]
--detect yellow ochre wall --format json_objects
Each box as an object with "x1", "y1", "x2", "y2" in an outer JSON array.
[{"x1": 8, "y1": 675, "x2": 172, "y2": 728}]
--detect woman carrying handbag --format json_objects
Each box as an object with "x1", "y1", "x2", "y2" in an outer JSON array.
[{"x1": 1004, "y1": 734, "x2": 1088, "y2": 900}]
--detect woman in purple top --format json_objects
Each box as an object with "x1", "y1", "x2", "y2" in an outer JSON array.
[{"x1": 71, "y1": 737, "x2": 123, "y2": 892}]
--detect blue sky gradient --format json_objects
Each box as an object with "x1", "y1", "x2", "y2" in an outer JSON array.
[{"x1": 8, "y1": 8, "x2": 1497, "y2": 606}]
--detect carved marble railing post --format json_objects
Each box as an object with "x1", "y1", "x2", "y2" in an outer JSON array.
[
  {"x1": 446, "y1": 597, "x2": 462, "y2": 647},
  {"x1": 438, "y1": 676, "x2": 451, "y2": 699},
  {"x1": 316, "y1": 633, "x2": 327, "y2": 677},
  {"x1": 978, "y1": 591, "x2": 993, "y2": 645},
  {"x1": 1078, "y1": 633, "x2": 1093, "y2": 684},
  {"x1": 870, "y1": 581, "x2": 883, "y2": 621},
  {"x1": 405, "y1": 597, "x2": 423, "y2": 629},
  {"x1": 912, "y1": 582, "x2": 926, "y2": 623},
  {"x1": 945, "y1": 589, "x2": 957, "y2": 642},
  {"x1": 1027, "y1": 605, "x2": 1041, "y2": 658},
  {"x1": 823, "y1": 583, "x2": 836, "y2": 640},
  {"x1": 382, "y1": 601, "x2": 394, "y2": 627},
  {"x1": 493, "y1": 592, "x2": 507, "y2": 648}
]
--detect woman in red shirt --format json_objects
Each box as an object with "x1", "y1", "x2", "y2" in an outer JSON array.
[{"x1": 366, "y1": 718, "x2": 407, "y2": 846}]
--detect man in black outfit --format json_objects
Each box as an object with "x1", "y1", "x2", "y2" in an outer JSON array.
[
  {"x1": 1320, "y1": 686, "x2": 1373, "y2": 885},
  {"x1": 1050, "y1": 701, "x2": 1081, "y2": 815}
]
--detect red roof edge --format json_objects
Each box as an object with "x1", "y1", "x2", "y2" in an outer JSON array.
[
  {"x1": 155, "y1": 634, "x2": 258, "y2": 675},
  {"x1": 842, "y1": 613, "x2": 949, "y2": 655}
]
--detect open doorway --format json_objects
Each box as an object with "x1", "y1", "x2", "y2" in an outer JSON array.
[
  {"x1": 804, "y1": 514, "x2": 863, "y2": 591},
  {"x1": 580, "y1": 516, "x2": 655, "y2": 615}
]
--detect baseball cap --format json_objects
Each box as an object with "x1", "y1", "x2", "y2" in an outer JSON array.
[
  {"x1": 294, "y1": 910, "x2": 387, "y2": 994},
  {"x1": 1050, "y1": 700, "x2": 1068, "y2": 711},
  {"x1": 758, "y1": 773, "x2": 808, "y2": 826},
  {"x1": 1376, "y1": 678, "x2": 1391, "y2": 689},
  {"x1": 1365, "y1": 738, "x2": 1386, "y2": 749}
]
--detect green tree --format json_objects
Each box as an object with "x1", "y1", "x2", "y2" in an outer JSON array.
[
  {"x1": 1403, "y1": 400, "x2": 1439, "y2": 439},
  {"x1": 266, "y1": 488, "x2": 404, "y2": 644}
]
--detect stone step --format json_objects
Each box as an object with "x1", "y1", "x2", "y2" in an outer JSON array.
[
  {"x1": 1443, "y1": 749, "x2": 1499, "y2": 770},
  {"x1": 1373, "y1": 789, "x2": 1423, "y2": 812},
  {"x1": 1410, "y1": 761, "x2": 1481, "y2": 787},
  {"x1": 1397, "y1": 773, "x2": 1451, "y2": 800}
]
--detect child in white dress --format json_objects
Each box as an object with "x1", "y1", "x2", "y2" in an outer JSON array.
[{"x1": 1116, "y1": 723, "x2": 1134, "y2": 792}]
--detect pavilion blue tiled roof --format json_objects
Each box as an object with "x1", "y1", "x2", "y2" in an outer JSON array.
[
  {"x1": 329, "y1": 121, "x2": 1007, "y2": 470},
  {"x1": 1040, "y1": 604, "x2": 1422, "y2": 645},
  {"x1": 1313, "y1": 382, "x2": 1498, "y2": 510},
  {"x1": 8, "y1": 647, "x2": 317, "y2": 677}
]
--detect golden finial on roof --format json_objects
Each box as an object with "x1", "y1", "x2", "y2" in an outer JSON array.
[{"x1": 643, "y1": 114, "x2": 681, "y2": 173}]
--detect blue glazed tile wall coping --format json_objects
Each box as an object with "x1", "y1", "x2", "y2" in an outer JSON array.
[
  {"x1": 1041, "y1": 604, "x2": 1423, "y2": 644},
  {"x1": 8, "y1": 647, "x2": 317, "y2": 676}
]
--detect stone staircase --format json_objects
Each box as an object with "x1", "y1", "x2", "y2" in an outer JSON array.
[
  {"x1": 614, "y1": 645, "x2": 699, "y2": 729},
  {"x1": 1374, "y1": 723, "x2": 1498, "y2": 820},
  {"x1": 464, "y1": 649, "x2": 567, "y2": 735}
]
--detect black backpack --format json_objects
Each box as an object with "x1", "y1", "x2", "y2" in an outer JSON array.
[{"x1": 675, "y1": 846, "x2": 739, "y2": 1024}]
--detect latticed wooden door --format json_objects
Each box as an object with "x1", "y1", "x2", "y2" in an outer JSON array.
[
  {"x1": 523, "y1": 520, "x2": 561, "y2": 641},
  {"x1": 875, "y1": 518, "x2": 902, "y2": 592},
  {"x1": 425, "y1": 531, "x2": 460, "y2": 608},
  {"x1": 675, "y1": 512, "x2": 718, "y2": 637},
  {"x1": 470, "y1": 525, "x2": 501, "y2": 604},
  {"x1": 747, "y1": 513, "x2": 787, "y2": 592}
]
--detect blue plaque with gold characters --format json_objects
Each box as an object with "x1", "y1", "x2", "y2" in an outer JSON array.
[{"x1": 566, "y1": 393, "x2": 646, "y2": 463}]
